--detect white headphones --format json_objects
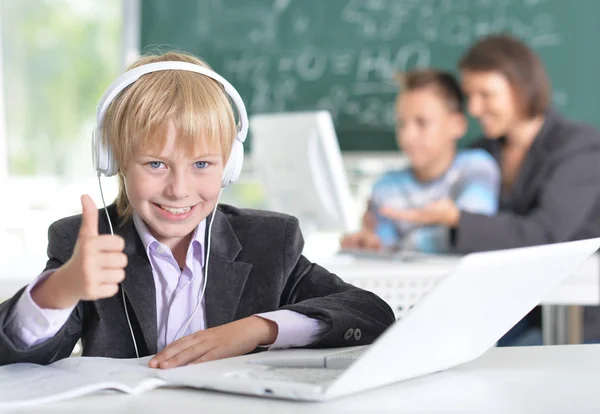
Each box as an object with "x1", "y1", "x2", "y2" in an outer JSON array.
[{"x1": 92, "y1": 61, "x2": 248, "y2": 187}]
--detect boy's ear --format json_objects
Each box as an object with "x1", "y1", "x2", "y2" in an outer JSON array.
[{"x1": 451, "y1": 112, "x2": 468, "y2": 142}]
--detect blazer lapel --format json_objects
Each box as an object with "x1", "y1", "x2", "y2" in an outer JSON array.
[
  {"x1": 204, "y1": 209, "x2": 253, "y2": 328},
  {"x1": 118, "y1": 218, "x2": 158, "y2": 355}
]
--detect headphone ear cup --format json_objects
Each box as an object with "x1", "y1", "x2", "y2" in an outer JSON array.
[
  {"x1": 222, "y1": 137, "x2": 244, "y2": 187},
  {"x1": 92, "y1": 127, "x2": 118, "y2": 177},
  {"x1": 92, "y1": 128, "x2": 101, "y2": 173},
  {"x1": 105, "y1": 145, "x2": 118, "y2": 177}
]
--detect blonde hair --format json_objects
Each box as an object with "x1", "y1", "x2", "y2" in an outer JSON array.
[{"x1": 101, "y1": 51, "x2": 237, "y2": 221}]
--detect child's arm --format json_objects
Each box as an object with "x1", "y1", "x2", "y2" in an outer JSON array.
[
  {"x1": 0, "y1": 244, "x2": 81, "y2": 365},
  {"x1": 378, "y1": 152, "x2": 500, "y2": 251},
  {"x1": 453, "y1": 152, "x2": 500, "y2": 216},
  {"x1": 340, "y1": 199, "x2": 385, "y2": 251},
  {"x1": 149, "y1": 215, "x2": 395, "y2": 369},
  {"x1": 278, "y1": 216, "x2": 396, "y2": 347},
  {"x1": 341, "y1": 193, "x2": 400, "y2": 251},
  {"x1": 31, "y1": 195, "x2": 127, "y2": 309},
  {"x1": 0, "y1": 195, "x2": 126, "y2": 365},
  {"x1": 398, "y1": 155, "x2": 500, "y2": 253},
  {"x1": 5, "y1": 270, "x2": 76, "y2": 349}
]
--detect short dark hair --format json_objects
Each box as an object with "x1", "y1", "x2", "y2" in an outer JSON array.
[
  {"x1": 459, "y1": 34, "x2": 550, "y2": 118},
  {"x1": 396, "y1": 69, "x2": 465, "y2": 113}
]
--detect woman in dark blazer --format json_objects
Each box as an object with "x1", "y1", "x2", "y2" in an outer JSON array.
[{"x1": 381, "y1": 34, "x2": 600, "y2": 345}]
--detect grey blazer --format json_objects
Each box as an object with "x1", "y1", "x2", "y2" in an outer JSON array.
[
  {"x1": 0, "y1": 204, "x2": 395, "y2": 365},
  {"x1": 453, "y1": 109, "x2": 600, "y2": 253}
]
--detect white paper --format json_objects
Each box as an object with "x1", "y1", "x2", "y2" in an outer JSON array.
[
  {"x1": 0, "y1": 356, "x2": 166, "y2": 409},
  {"x1": 52, "y1": 356, "x2": 163, "y2": 391}
]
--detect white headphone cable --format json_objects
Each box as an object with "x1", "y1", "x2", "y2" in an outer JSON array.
[
  {"x1": 97, "y1": 173, "x2": 140, "y2": 358},
  {"x1": 176, "y1": 189, "x2": 223, "y2": 341}
]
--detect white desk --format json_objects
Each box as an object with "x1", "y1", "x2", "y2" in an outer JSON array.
[
  {"x1": 8, "y1": 344, "x2": 600, "y2": 414},
  {"x1": 319, "y1": 253, "x2": 600, "y2": 346}
]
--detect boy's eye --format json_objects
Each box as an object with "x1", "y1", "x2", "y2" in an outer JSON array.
[
  {"x1": 148, "y1": 161, "x2": 164, "y2": 169},
  {"x1": 194, "y1": 161, "x2": 209, "y2": 169}
]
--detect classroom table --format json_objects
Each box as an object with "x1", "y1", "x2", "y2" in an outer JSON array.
[{"x1": 7, "y1": 344, "x2": 600, "y2": 414}]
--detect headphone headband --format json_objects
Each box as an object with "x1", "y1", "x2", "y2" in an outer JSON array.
[
  {"x1": 93, "y1": 60, "x2": 247, "y2": 186},
  {"x1": 96, "y1": 61, "x2": 248, "y2": 143}
]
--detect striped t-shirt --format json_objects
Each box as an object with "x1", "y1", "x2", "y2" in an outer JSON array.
[{"x1": 370, "y1": 149, "x2": 500, "y2": 253}]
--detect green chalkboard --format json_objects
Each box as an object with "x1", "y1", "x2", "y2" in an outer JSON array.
[{"x1": 141, "y1": 0, "x2": 600, "y2": 151}]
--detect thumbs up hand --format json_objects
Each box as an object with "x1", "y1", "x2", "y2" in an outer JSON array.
[{"x1": 31, "y1": 195, "x2": 127, "y2": 309}]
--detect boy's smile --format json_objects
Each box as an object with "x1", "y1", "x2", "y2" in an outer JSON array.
[
  {"x1": 123, "y1": 120, "x2": 225, "y2": 252},
  {"x1": 153, "y1": 202, "x2": 197, "y2": 220}
]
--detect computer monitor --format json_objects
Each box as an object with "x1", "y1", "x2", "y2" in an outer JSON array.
[{"x1": 250, "y1": 111, "x2": 357, "y2": 236}]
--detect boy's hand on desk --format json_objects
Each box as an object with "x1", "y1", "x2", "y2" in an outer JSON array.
[
  {"x1": 362, "y1": 211, "x2": 377, "y2": 230},
  {"x1": 340, "y1": 230, "x2": 382, "y2": 251},
  {"x1": 31, "y1": 195, "x2": 127, "y2": 309},
  {"x1": 380, "y1": 198, "x2": 460, "y2": 228},
  {"x1": 148, "y1": 316, "x2": 278, "y2": 369}
]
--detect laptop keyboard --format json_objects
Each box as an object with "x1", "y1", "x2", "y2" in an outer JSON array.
[
  {"x1": 230, "y1": 367, "x2": 345, "y2": 385},
  {"x1": 229, "y1": 348, "x2": 368, "y2": 385},
  {"x1": 326, "y1": 347, "x2": 365, "y2": 363}
]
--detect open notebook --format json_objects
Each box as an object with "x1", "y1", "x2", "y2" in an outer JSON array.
[{"x1": 0, "y1": 356, "x2": 168, "y2": 408}]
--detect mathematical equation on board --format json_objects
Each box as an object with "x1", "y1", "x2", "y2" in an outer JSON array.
[{"x1": 200, "y1": 0, "x2": 564, "y2": 131}]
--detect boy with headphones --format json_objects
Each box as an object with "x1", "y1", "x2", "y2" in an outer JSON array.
[{"x1": 0, "y1": 52, "x2": 395, "y2": 368}]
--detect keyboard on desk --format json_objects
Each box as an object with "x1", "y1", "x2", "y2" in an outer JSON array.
[
  {"x1": 324, "y1": 347, "x2": 366, "y2": 366},
  {"x1": 337, "y1": 248, "x2": 439, "y2": 262}
]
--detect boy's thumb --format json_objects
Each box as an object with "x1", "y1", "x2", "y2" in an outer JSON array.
[{"x1": 79, "y1": 194, "x2": 99, "y2": 238}]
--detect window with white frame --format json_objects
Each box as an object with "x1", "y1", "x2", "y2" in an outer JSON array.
[
  {"x1": 0, "y1": 0, "x2": 123, "y2": 276},
  {"x1": 1, "y1": 0, "x2": 122, "y2": 177}
]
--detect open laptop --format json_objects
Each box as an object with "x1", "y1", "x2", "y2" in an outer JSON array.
[{"x1": 162, "y1": 238, "x2": 600, "y2": 401}]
